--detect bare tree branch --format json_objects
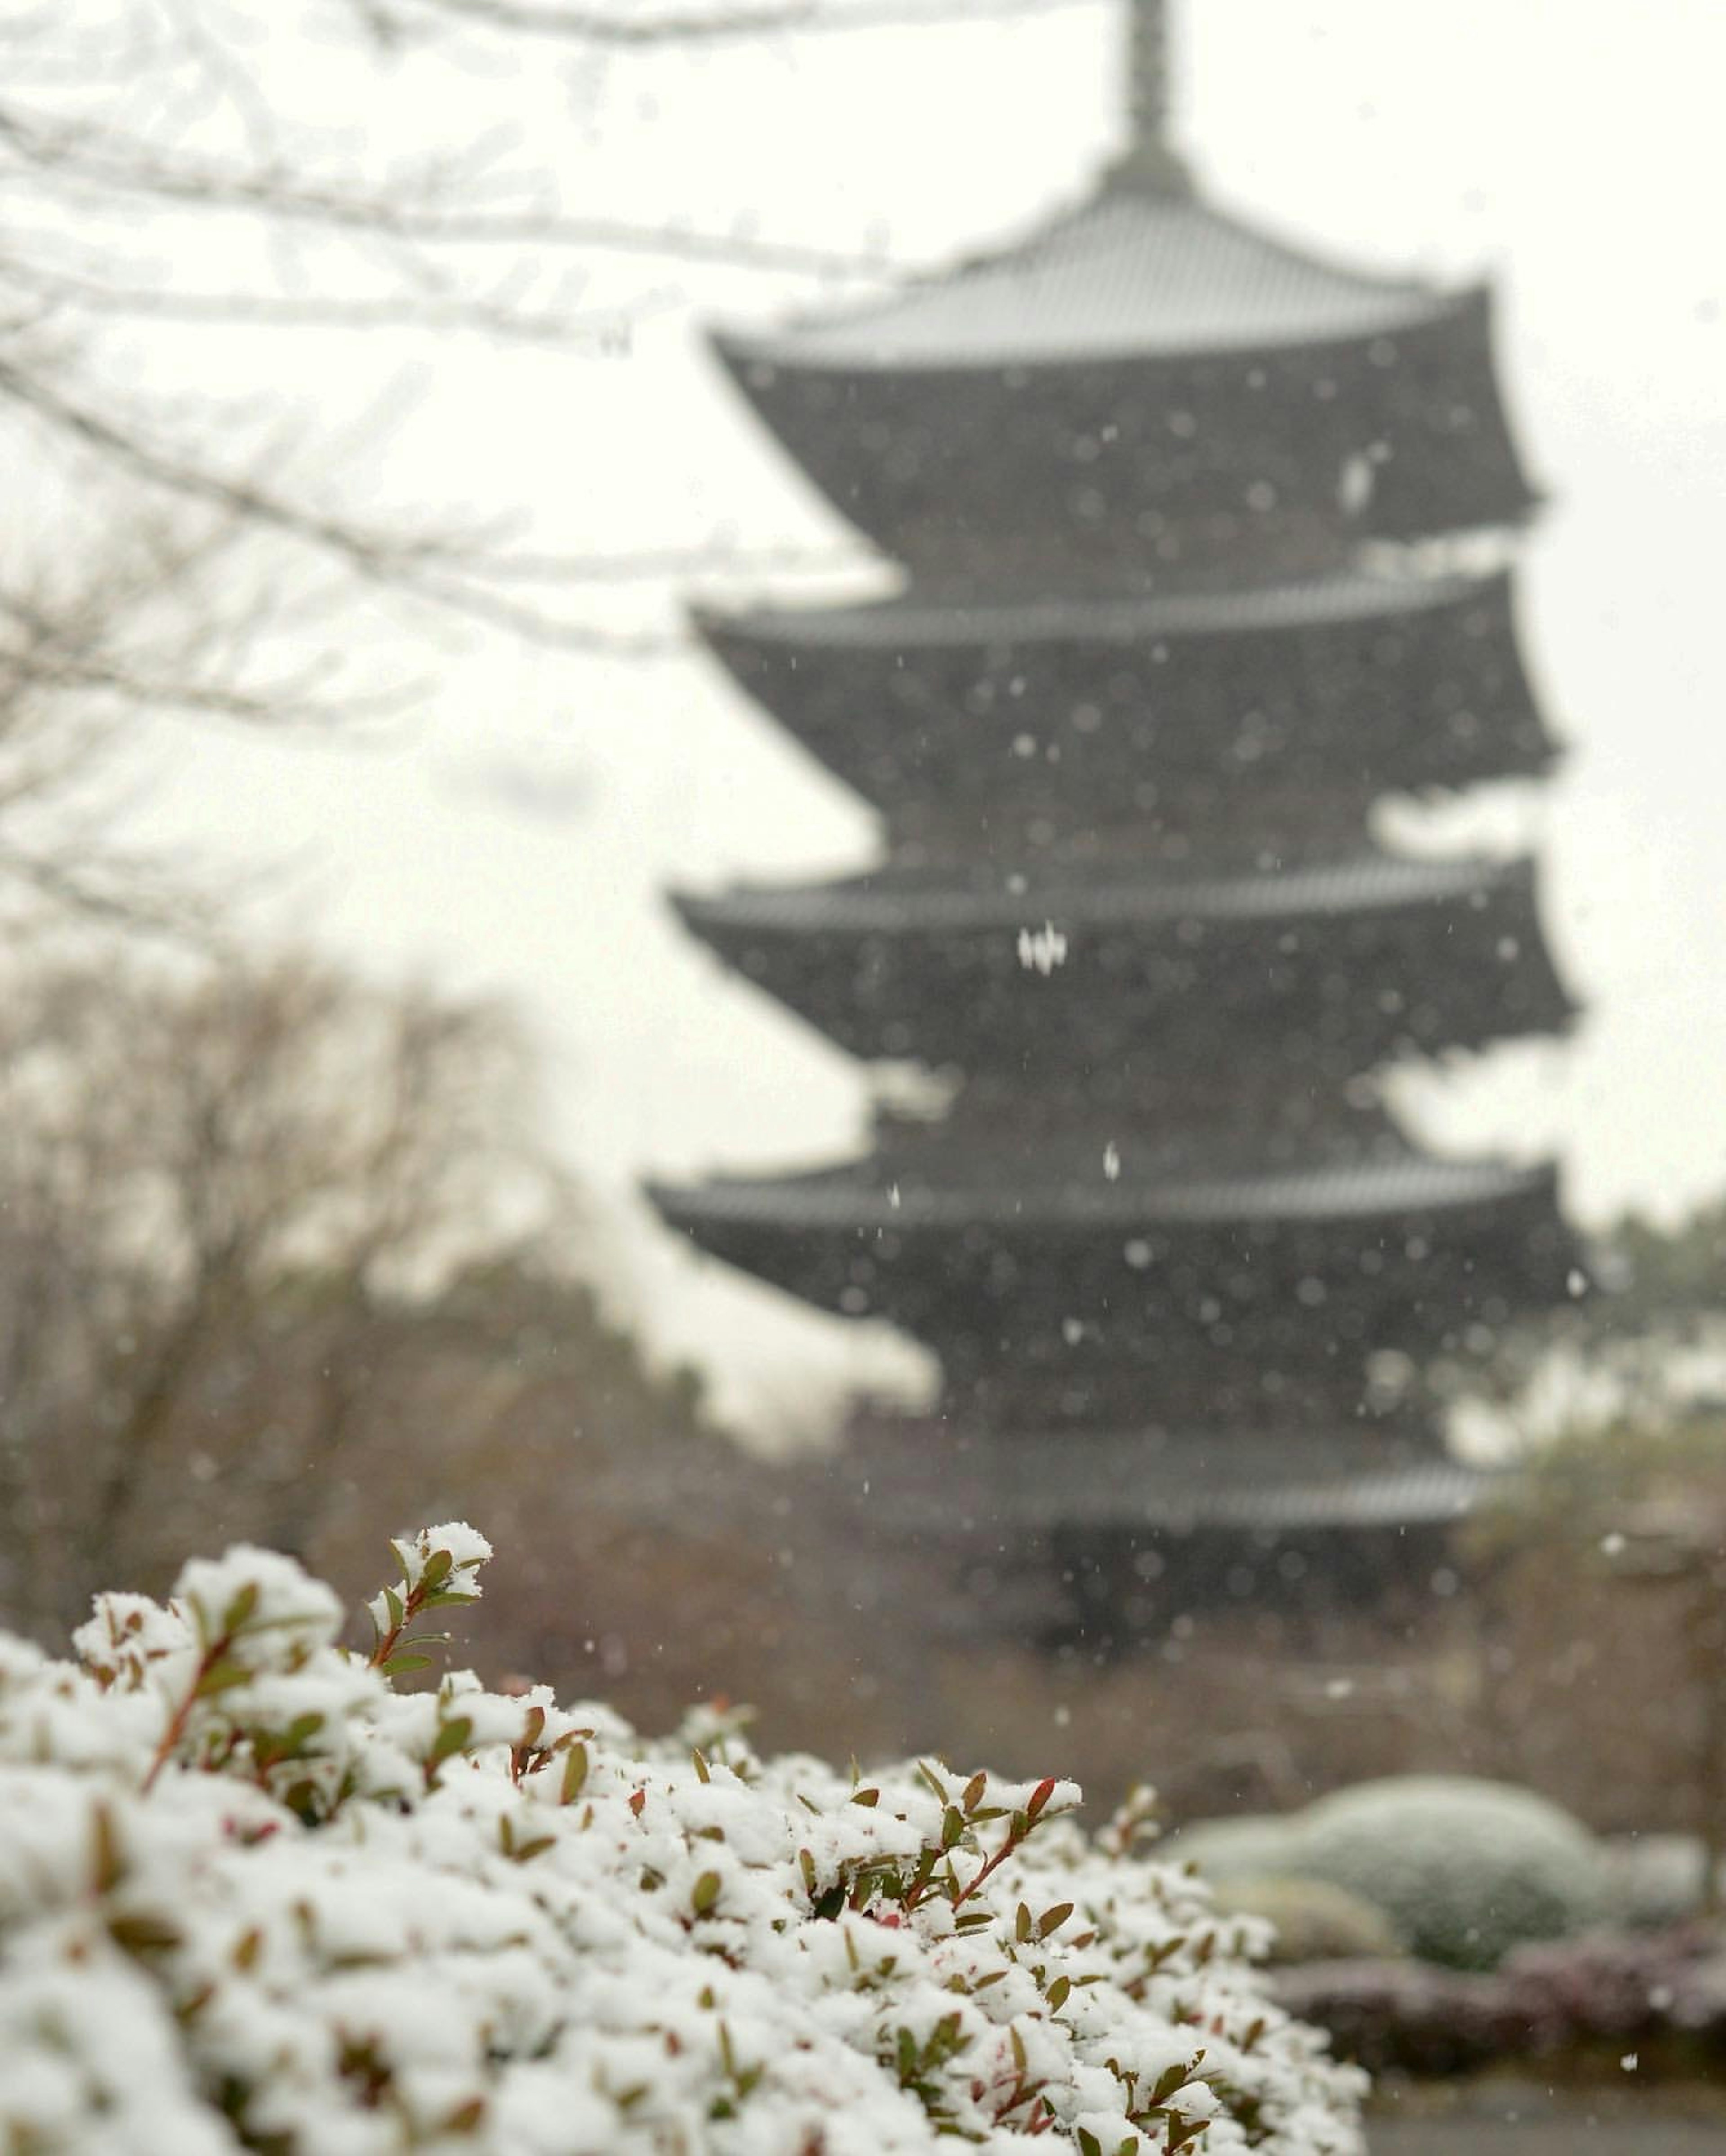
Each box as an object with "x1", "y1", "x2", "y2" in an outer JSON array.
[{"x1": 375, "y1": 0, "x2": 1086, "y2": 42}]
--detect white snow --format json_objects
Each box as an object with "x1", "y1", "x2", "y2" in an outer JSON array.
[{"x1": 0, "y1": 1529, "x2": 1366, "y2": 2154}]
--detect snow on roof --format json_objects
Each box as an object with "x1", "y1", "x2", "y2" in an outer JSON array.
[
  {"x1": 844, "y1": 1427, "x2": 1488, "y2": 1533},
  {"x1": 699, "y1": 565, "x2": 1506, "y2": 651},
  {"x1": 653, "y1": 1152, "x2": 1552, "y2": 1233},
  {"x1": 719, "y1": 183, "x2": 1462, "y2": 373},
  {"x1": 676, "y1": 852, "x2": 1531, "y2": 938}
]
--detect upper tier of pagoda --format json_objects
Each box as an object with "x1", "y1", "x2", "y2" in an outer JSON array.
[
  {"x1": 695, "y1": 564, "x2": 1555, "y2": 850},
  {"x1": 716, "y1": 180, "x2": 1536, "y2": 591}
]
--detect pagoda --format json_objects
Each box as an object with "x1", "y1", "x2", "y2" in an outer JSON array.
[{"x1": 650, "y1": 1, "x2": 1576, "y2": 1641}]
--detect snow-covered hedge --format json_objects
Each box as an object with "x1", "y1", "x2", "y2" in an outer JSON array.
[{"x1": 0, "y1": 1526, "x2": 1364, "y2": 2154}]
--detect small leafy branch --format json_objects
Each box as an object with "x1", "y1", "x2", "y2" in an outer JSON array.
[{"x1": 365, "y1": 1526, "x2": 490, "y2": 1676}]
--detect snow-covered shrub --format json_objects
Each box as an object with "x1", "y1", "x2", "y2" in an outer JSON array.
[
  {"x1": 1290, "y1": 1777, "x2": 1609, "y2": 1972},
  {"x1": 1601, "y1": 1834, "x2": 1712, "y2": 1931},
  {"x1": 1160, "y1": 1818, "x2": 1306, "y2": 1891},
  {"x1": 1206, "y1": 1882, "x2": 1403, "y2": 1968},
  {"x1": 0, "y1": 1525, "x2": 1365, "y2": 2154}
]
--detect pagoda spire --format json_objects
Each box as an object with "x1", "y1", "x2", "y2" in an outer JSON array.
[{"x1": 1114, "y1": 0, "x2": 1192, "y2": 196}]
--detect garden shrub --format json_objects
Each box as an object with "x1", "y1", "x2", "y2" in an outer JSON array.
[
  {"x1": 1161, "y1": 1818, "x2": 1306, "y2": 1891},
  {"x1": 1206, "y1": 1881, "x2": 1403, "y2": 1968},
  {"x1": 0, "y1": 1525, "x2": 1365, "y2": 2153},
  {"x1": 1601, "y1": 1833, "x2": 1711, "y2": 1931},
  {"x1": 1291, "y1": 1776, "x2": 1609, "y2": 1972}
]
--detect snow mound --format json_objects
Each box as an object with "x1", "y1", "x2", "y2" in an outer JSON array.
[{"x1": 1292, "y1": 1776, "x2": 1608, "y2": 1973}]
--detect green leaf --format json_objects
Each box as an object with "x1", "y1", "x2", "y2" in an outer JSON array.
[
  {"x1": 914, "y1": 1760, "x2": 950, "y2": 1805},
  {"x1": 1078, "y1": 2132, "x2": 1103, "y2": 2156},
  {"x1": 429, "y1": 1715, "x2": 474, "y2": 1765},
  {"x1": 194, "y1": 1657, "x2": 251, "y2": 1699},
  {"x1": 849, "y1": 1787, "x2": 880, "y2": 1808},
  {"x1": 108, "y1": 1911, "x2": 183, "y2": 1956},
  {"x1": 961, "y1": 1770, "x2": 988, "y2": 1814},
  {"x1": 691, "y1": 1871, "x2": 722, "y2": 1916},
  {"x1": 560, "y1": 1742, "x2": 590, "y2": 1804},
  {"x1": 379, "y1": 1652, "x2": 434, "y2": 1678},
  {"x1": 221, "y1": 1583, "x2": 260, "y2": 1636},
  {"x1": 421, "y1": 1548, "x2": 454, "y2": 1591},
  {"x1": 89, "y1": 1802, "x2": 125, "y2": 1895},
  {"x1": 1046, "y1": 1974, "x2": 1072, "y2": 2011},
  {"x1": 1038, "y1": 1902, "x2": 1074, "y2": 1939}
]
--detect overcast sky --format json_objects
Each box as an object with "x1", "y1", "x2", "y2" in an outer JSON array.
[{"x1": 121, "y1": 0, "x2": 1726, "y2": 1438}]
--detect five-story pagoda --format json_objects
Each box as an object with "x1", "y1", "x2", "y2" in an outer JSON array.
[{"x1": 650, "y1": 0, "x2": 1576, "y2": 1640}]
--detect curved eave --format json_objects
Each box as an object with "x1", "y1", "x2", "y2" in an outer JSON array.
[
  {"x1": 694, "y1": 564, "x2": 1511, "y2": 653},
  {"x1": 715, "y1": 290, "x2": 1488, "y2": 387},
  {"x1": 674, "y1": 852, "x2": 1539, "y2": 939},
  {"x1": 649, "y1": 1154, "x2": 1555, "y2": 1239},
  {"x1": 845, "y1": 1431, "x2": 1490, "y2": 1535}
]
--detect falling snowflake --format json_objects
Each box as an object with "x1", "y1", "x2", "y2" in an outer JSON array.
[{"x1": 1017, "y1": 921, "x2": 1069, "y2": 975}]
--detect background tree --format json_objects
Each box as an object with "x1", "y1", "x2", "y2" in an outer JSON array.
[
  {"x1": 0, "y1": 947, "x2": 723, "y2": 1635},
  {"x1": 0, "y1": 0, "x2": 1069, "y2": 927}
]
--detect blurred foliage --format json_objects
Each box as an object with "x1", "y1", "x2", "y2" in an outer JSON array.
[
  {"x1": 1208, "y1": 1876, "x2": 1405, "y2": 1968},
  {"x1": 0, "y1": 943, "x2": 717, "y2": 1642}
]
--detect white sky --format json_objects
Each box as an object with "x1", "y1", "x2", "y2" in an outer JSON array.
[{"x1": 116, "y1": 0, "x2": 1726, "y2": 1439}]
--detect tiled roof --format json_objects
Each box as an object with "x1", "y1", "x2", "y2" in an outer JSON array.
[{"x1": 719, "y1": 185, "x2": 1464, "y2": 373}]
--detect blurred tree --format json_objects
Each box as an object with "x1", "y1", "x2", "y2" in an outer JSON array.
[{"x1": 0, "y1": 947, "x2": 717, "y2": 1637}]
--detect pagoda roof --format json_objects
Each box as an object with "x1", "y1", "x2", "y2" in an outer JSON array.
[
  {"x1": 838, "y1": 1425, "x2": 1487, "y2": 1535},
  {"x1": 651, "y1": 1151, "x2": 1551, "y2": 1236},
  {"x1": 719, "y1": 183, "x2": 1465, "y2": 375},
  {"x1": 698, "y1": 564, "x2": 1506, "y2": 651},
  {"x1": 676, "y1": 850, "x2": 1532, "y2": 939}
]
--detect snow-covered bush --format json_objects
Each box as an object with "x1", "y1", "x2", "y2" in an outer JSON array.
[
  {"x1": 0, "y1": 1525, "x2": 1365, "y2": 2154},
  {"x1": 1290, "y1": 1777, "x2": 1609, "y2": 1972},
  {"x1": 1601, "y1": 1834, "x2": 1713, "y2": 1931},
  {"x1": 1160, "y1": 1819, "x2": 1306, "y2": 1892},
  {"x1": 1206, "y1": 1882, "x2": 1402, "y2": 1969}
]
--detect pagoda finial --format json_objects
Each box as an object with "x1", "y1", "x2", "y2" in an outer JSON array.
[{"x1": 1113, "y1": 0, "x2": 1192, "y2": 196}]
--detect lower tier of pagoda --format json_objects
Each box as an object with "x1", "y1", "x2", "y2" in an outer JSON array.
[
  {"x1": 836, "y1": 1415, "x2": 1481, "y2": 1538},
  {"x1": 675, "y1": 850, "x2": 1574, "y2": 1079},
  {"x1": 649, "y1": 1147, "x2": 1574, "y2": 1430}
]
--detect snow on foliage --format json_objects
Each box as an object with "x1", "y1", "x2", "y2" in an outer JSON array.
[
  {"x1": 0, "y1": 1526, "x2": 1365, "y2": 2154},
  {"x1": 1290, "y1": 1777, "x2": 1609, "y2": 1974}
]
